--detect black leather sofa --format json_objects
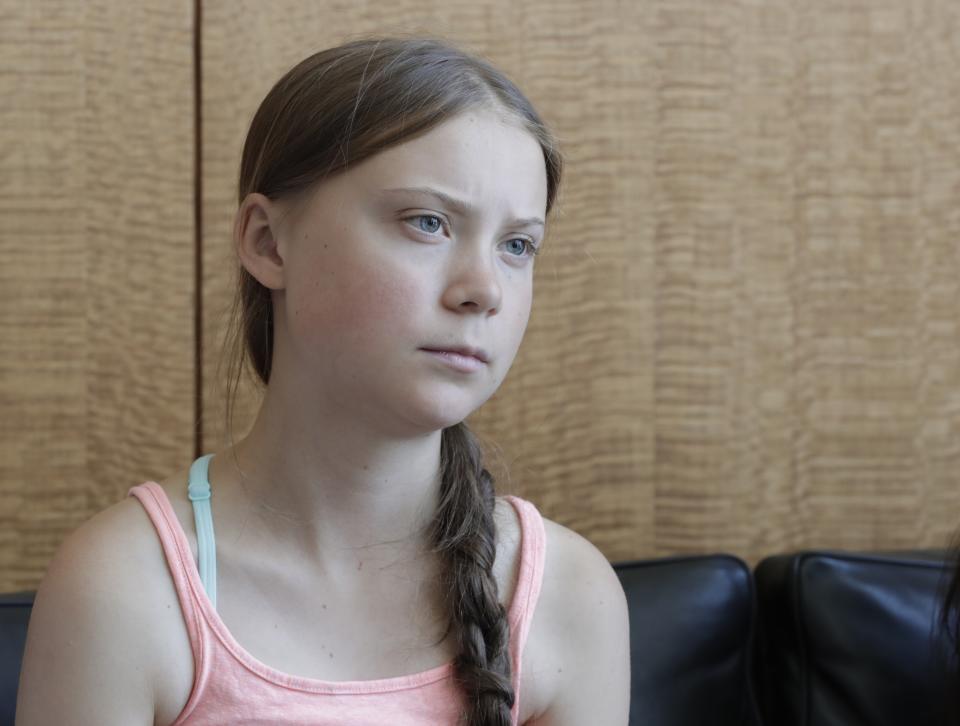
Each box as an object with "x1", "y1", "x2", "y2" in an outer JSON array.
[
  {"x1": 753, "y1": 550, "x2": 955, "y2": 726},
  {"x1": 617, "y1": 549, "x2": 955, "y2": 726},
  {"x1": 2, "y1": 551, "x2": 955, "y2": 726},
  {"x1": 0, "y1": 592, "x2": 31, "y2": 726}
]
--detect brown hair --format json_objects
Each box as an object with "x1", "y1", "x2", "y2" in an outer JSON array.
[{"x1": 220, "y1": 36, "x2": 562, "y2": 725}]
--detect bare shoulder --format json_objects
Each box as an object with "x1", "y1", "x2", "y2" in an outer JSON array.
[
  {"x1": 540, "y1": 516, "x2": 626, "y2": 604},
  {"x1": 527, "y1": 514, "x2": 632, "y2": 726},
  {"x1": 16, "y1": 494, "x2": 191, "y2": 725}
]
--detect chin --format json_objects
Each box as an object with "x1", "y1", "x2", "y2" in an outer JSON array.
[
  {"x1": 402, "y1": 395, "x2": 487, "y2": 433},
  {"x1": 410, "y1": 408, "x2": 475, "y2": 433}
]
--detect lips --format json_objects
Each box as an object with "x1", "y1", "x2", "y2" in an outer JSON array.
[{"x1": 420, "y1": 345, "x2": 490, "y2": 363}]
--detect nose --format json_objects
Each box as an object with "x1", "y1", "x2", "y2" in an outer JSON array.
[{"x1": 441, "y1": 246, "x2": 502, "y2": 315}]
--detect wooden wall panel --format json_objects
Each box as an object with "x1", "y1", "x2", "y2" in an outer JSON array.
[
  {"x1": 789, "y1": 1, "x2": 960, "y2": 553},
  {"x1": 6, "y1": 0, "x2": 955, "y2": 593},
  {"x1": 0, "y1": 0, "x2": 195, "y2": 590},
  {"x1": 198, "y1": 0, "x2": 960, "y2": 566},
  {"x1": 199, "y1": 0, "x2": 656, "y2": 561}
]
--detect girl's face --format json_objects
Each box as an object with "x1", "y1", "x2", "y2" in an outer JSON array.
[{"x1": 269, "y1": 110, "x2": 549, "y2": 434}]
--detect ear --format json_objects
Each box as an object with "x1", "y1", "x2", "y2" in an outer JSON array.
[{"x1": 234, "y1": 192, "x2": 287, "y2": 290}]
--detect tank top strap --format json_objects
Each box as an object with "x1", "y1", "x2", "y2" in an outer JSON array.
[
  {"x1": 127, "y1": 480, "x2": 209, "y2": 680},
  {"x1": 501, "y1": 493, "x2": 546, "y2": 712},
  {"x1": 187, "y1": 454, "x2": 218, "y2": 609}
]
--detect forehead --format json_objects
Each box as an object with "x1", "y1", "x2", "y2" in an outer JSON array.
[{"x1": 347, "y1": 111, "x2": 548, "y2": 216}]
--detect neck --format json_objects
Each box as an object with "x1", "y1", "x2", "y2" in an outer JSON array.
[{"x1": 210, "y1": 381, "x2": 447, "y2": 578}]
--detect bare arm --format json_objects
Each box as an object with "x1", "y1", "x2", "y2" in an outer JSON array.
[
  {"x1": 16, "y1": 506, "x2": 157, "y2": 725},
  {"x1": 528, "y1": 526, "x2": 631, "y2": 726}
]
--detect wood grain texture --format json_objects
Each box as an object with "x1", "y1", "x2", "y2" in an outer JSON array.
[
  {"x1": 789, "y1": 0, "x2": 960, "y2": 554},
  {"x1": 0, "y1": 0, "x2": 195, "y2": 590},
  {"x1": 8, "y1": 0, "x2": 957, "y2": 593},
  {"x1": 189, "y1": 0, "x2": 960, "y2": 566},
  {"x1": 199, "y1": 0, "x2": 656, "y2": 563}
]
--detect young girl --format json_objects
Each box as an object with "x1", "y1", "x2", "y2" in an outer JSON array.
[{"x1": 16, "y1": 37, "x2": 630, "y2": 725}]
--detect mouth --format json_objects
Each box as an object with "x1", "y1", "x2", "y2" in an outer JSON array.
[
  {"x1": 420, "y1": 345, "x2": 490, "y2": 363},
  {"x1": 420, "y1": 346, "x2": 490, "y2": 373}
]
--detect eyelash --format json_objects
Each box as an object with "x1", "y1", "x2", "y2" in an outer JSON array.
[{"x1": 403, "y1": 214, "x2": 540, "y2": 259}]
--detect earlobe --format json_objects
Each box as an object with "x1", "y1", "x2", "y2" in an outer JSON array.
[{"x1": 235, "y1": 193, "x2": 286, "y2": 290}]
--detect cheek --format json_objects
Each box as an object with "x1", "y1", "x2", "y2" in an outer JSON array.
[
  {"x1": 356, "y1": 280, "x2": 422, "y2": 351},
  {"x1": 293, "y1": 256, "x2": 425, "y2": 349},
  {"x1": 508, "y1": 284, "x2": 533, "y2": 340}
]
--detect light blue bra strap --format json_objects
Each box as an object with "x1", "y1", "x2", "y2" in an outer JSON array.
[{"x1": 187, "y1": 453, "x2": 217, "y2": 609}]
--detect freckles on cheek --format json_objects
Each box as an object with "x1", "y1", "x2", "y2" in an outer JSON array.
[
  {"x1": 371, "y1": 278, "x2": 419, "y2": 327},
  {"x1": 347, "y1": 266, "x2": 421, "y2": 331}
]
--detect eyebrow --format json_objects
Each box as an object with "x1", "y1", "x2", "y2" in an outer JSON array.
[{"x1": 380, "y1": 186, "x2": 545, "y2": 228}]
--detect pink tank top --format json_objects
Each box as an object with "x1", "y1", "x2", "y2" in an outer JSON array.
[{"x1": 128, "y1": 482, "x2": 547, "y2": 725}]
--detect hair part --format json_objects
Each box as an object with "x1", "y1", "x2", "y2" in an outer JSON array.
[{"x1": 219, "y1": 36, "x2": 562, "y2": 725}]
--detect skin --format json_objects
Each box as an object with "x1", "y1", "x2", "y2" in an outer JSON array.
[
  {"x1": 16, "y1": 107, "x2": 631, "y2": 726},
  {"x1": 220, "y1": 108, "x2": 548, "y2": 575}
]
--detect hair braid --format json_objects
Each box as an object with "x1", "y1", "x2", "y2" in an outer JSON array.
[{"x1": 431, "y1": 423, "x2": 514, "y2": 725}]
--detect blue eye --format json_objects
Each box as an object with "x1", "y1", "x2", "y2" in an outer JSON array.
[
  {"x1": 505, "y1": 238, "x2": 539, "y2": 258},
  {"x1": 410, "y1": 215, "x2": 444, "y2": 234},
  {"x1": 404, "y1": 214, "x2": 539, "y2": 260}
]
